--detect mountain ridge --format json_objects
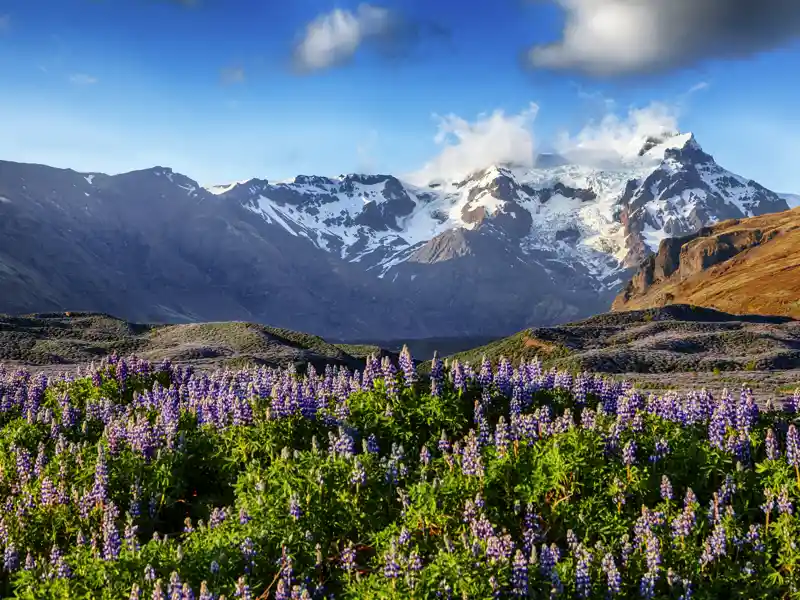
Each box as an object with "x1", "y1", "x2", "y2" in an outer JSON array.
[{"x1": 0, "y1": 130, "x2": 794, "y2": 339}]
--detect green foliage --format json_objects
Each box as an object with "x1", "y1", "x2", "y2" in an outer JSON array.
[{"x1": 0, "y1": 359, "x2": 798, "y2": 599}]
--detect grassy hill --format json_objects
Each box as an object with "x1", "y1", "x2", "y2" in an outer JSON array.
[
  {"x1": 0, "y1": 312, "x2": 397, "y2": 371},
  {"x1": 443, "y1": 304, "x2": 800, "y2": 374}
]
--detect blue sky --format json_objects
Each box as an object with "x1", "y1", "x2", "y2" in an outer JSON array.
[{"x1": 0, "y1": 0, "x2": 798, "y2": 192}]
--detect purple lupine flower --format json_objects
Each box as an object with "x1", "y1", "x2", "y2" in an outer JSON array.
[
  {"x1": 746, "y1": 524, "x2": 765, "y2": 552},
  {"x1": 152, "y1": 581, "x2": 166, "y2": 600},
  {"x1": 708, "y1": 408, "x2": 727, "y2": 451},
  {"x1": 460, "y1": 430, "x2": 484, "y2": 478},
  {"x1": 660, "y1": 476, "x2": 673, "y2": 502},
  {"x1": 398, "y1": 345, "x2": 417, "y2": 386},
  {"x1": 210, "y1": 560, "x2": 220, "y2": 575},
  {"x1": 168, "y1": 571, "x2": 182, "y2": 599},
  {"x1": 198, "y1": 582, "x2": 213, "y2": 600},
  {"x1": 124, "y1": 521, "x2": 139, "y2": 553},
  {"x1": 787, "y1": 425, "x2": 800, "y2": 468},
  {"x1": 383, "y1": 541, "x2": 401, "y2": 579},
  {"x1": 381, "y1": 357, "x2": 398, "y2": 399},
  {"x1": 478, "y1": 356, "x2": 493, "y2": 388},
  {"x1": 539, "y1": 544, "x2": 559, "y2": 577},
  {"x1": 777, "y1": 487, "x2": 793, "y2": 515},
  {"x1": 239, "y1": 507, "x2": 251, "y2": 525},
  {"x1": 765, "y1": 429, "x2": 780, "y2": 460},
  {"x1": 649, "y1": 438, "x2": 670, "y2": 463},
  {"x1": 209, "y1": 507, "x2": 227, "y2": 528},
  {"x1": 289, "y1": 494, "x2": 303, "y2": 520},
  {"x1": 241, "y1": 537, "x2": 256, "y2": 574},
  {"x1": 575, "y1": 546, "x2": 592, "y2": 599},
  {"x1": 640, "y1": 572, "x2": 656, "y2": 599},
  {"x1": 49, "y1": 545, "x2": 71, "y2": 579},
  {"x1": 340, "y1": 541, "x2": 357, "y2": 573},
  {"x1": 398, "y1": 527, "x2": 411, "y2": 546},
  {"x1": 130, "y1": 583, "x2": 141, "y2": 600},
  {"x1": 451, "y1": 360, "x2": 466, "y2": 393},
  {"x1": 622, "y1": 440, "x2": 637, "y2": 466},
  {"x1": 180, "y1": 584, "x2": 194, "y2": 600},
  {"x1": 510, "y1": 549, "x2": 528, "y2": 597},
  {"x1": 3, "y1": 543, "x2": 18, "y2": 572},
  {"x1": 366, "y1": 434, "x2": 380, "y2": 455},
  {"x1": 601, "y1": 553, "x2": 621, "y2": 596},
  {"x1": 430, "y1": 352, "x2": 444, "y2": 396},
  {"x1": 494, "y1": 416, "x2": 509, "y2": 457},
  {"x1": 761, "y1": 488, "x2": 777, "y2": 516},
  {"x1": 438, "y1": 430, "x2": 451, "y2": 454},
  {"x1": 103, "y1": 508, "x2": 121, "y2": 560},
  {"x1": 350, "y1": 459, "x2": 366, "y2": 487},
  {"x1": 700, "y1": 523, "x2": 727, "y2": 565},
  {"x1": 144, "y1": 564, "x2": 156, "y2": 581},
  {"x1": 419, "y1": 444, "x2": 431, "y2": 467}
]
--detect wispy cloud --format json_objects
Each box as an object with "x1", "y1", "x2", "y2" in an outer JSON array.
[
  {"x1": 69, "y1": 73, "x2": 98, "y2": 85},
  {"x1": 527, "y1": 0, "x2": 800, "y2": 76},
  {"x1": 0, "y1": 14, "x2": 10, "y2": 32},
  {"x1": 220, "y1": 66, "x2": 245, "y2": 85}
]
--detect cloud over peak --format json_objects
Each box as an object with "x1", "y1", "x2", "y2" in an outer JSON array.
[
  {"x1": 527, "y1": 0, "x2": 800, "y2": 76},
  {"x1": 407, "y1": 98, "x2": 690, "y2": 184},
  {"x1": 408, "y1": 103, "x2": 540, "y2": 185}
]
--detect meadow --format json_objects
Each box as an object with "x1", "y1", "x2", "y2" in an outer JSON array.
[{"x1": 0, "y1": 350, "x2": 798, "y2": 599}]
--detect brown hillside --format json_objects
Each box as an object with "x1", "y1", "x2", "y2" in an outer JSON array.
[{"x1": 613, "y1": 207, "x2": 800, "y2": 318}]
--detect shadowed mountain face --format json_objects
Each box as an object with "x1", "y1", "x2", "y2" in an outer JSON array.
[
  {"x1": 0, "y1": 131, "x2": 792, "y2": 339},
  {"x1": 0, "y1": 164, "x2": 421, "y2": 340},
  {"x1": 613, "y1": 208, "x2": 800, "y2": 319}
]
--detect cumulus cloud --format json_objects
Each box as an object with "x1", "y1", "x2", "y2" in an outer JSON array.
[
  {"x1": 408, "y1": 103, "x2": 540, "y2": 184},
  {"x1": 405, "y1": 97, "x2": 698, "y2": 183},
  {"x1": 527, "y1": 0, "x2": 800, "y2": 76},
  {"x1": 293, "y1": 4, "x2": 395, "y2": 72},
  {"x1": 555, "y1": 102, "x2": 682, "y2": 167},
  {"x1": 69, "y1": 73, "x2": 98, "y2": 85}
]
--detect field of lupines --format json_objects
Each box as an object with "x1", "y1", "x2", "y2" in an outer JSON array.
[{"x1": 0, "y1": 350, "x2": 799, "y2": 599}]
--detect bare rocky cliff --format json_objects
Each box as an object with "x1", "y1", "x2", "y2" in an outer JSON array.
[{"x1": 613, "y1": 208, "x2": 800, "y2": 317}]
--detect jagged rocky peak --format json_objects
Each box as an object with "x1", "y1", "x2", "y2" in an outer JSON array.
[
  {"x1": 637, "y1": 131, "x2": 681, "y2": 156},
  {"x1": 294, "y1": 174, "x2": 334, "y2": 187}
]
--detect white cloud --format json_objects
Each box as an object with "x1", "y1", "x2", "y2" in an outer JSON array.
[
  {"x1": 407, "y1": 103, "x2": 539, "y2": 184},
  {"x1": 554, "y1": 102, "x2": 681, "y2": 167},
  {"x1": 69, "y1": 73, "x2": 98, "y2": 85},
  {"x1": 293, "y1": 4, "x2": 394, "y2": 72},
  {"x1": 527, "y1": 0, "x2": 800, "y2": 76}
]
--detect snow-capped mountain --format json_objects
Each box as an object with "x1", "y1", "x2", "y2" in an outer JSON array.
[
  {"x1": 0, "y1": 131, "x2": 791, "y2": 340},
  {"x1": 205, "y1": 132, "x2": 790, "y2": 293}
]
